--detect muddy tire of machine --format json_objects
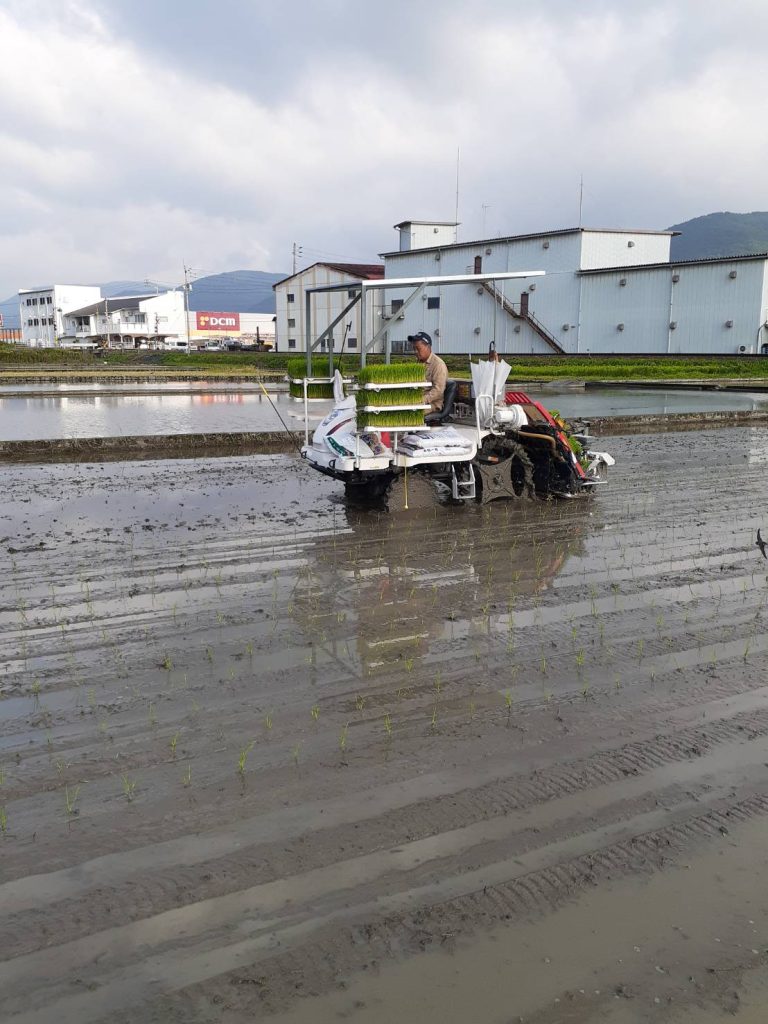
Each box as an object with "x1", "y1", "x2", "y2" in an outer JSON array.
[
  {"x1": 475, "y1": 438, "x2": 535, "y2": 503},
  {"x1": 343, "y1": 473, "x2": 397, "y2": 502},
  {"x1": 383, "y1": 471, "x2": 442, "y2": 510}
]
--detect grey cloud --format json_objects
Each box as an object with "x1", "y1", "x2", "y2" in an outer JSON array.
[{"x1": 2, "y1": 0, "x2": 768, "y2": 299}]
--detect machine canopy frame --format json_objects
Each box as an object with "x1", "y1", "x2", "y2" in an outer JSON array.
[{"x1": 301, "y1": 270, "x2": 545, "y2": 374}]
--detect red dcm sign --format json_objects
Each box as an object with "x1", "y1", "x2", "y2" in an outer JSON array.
[{"x1": 195, "y1": 311, "x2": 240, "y2": 332}]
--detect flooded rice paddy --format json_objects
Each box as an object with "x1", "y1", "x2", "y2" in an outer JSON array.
[
  {"x1": 1, "y1": 383, "x2": 768, "y2": 439},
  {"x1": 2, "y1": 426, "x2": 768, "y2": 1022}
]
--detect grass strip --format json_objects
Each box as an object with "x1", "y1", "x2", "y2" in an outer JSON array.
[{"x1": 2, "y1": 344, "x2": 767, "y2": 382}]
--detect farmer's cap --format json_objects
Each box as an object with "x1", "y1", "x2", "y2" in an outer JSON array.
[{"x1": 407, "y1": 331, "x2": 432, "y2": 346}]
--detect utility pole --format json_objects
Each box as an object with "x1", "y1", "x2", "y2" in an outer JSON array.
[
  {"x1": 292, "y1": 242, "x2": 303, "y2": 275},
  {"x1": 182, "y1": 263, "x2": 193, "y2": 352},
  {"x1": 454, "y1": 147, "x2": 460, "y2": 242}
]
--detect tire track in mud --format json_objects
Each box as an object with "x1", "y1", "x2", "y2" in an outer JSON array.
[
  {"x1": 4, "y1": 431, "x2": 768, "y2": 1022},
  {"x1": 69, "y1": 791, "x2": 768, "y2": 1024},
  {"x1": 3, "y1": 702, "x2": 767, "y2": 961},
  {"x1": 4, "y1": 622, "x2": 768, "y2": 868}
]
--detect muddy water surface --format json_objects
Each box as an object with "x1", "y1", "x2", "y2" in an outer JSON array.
[{"x1": 2, "y1": 426, "x2": 768, "y2": 1022}]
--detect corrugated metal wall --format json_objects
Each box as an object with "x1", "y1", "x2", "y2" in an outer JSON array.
[
  {"x1": 383, "y1": 234, "x2": 582, "y2": 355},
  {"x1": 760, "y1": 265, "x2": 768, "y2": 354},
  {"x1": 275, "y1": 265, "x2": 377, "y2": 353},
  {"x1": 580, "y1": 270, "x2": 672, "y2": 353},
  {"x1": 671, "y1": 260, "x2": 765, "y2": 354},
  {"x1": 383, "y1": 232, "x2": 768, "y2": 355},
  {"x1": 579, "y1": 260, "x2": 767, "y2": 354},
  {"x1": 580, "y1": 232, "x2": 671, "y2": 270}
]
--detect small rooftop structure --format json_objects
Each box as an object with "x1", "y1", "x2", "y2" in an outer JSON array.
[
  {"x1": 381, "y1": 225, "x2": 678, "y2": 258},
  {"x1": 393, "y1": 220, "x2": 459, "y2": 252}
]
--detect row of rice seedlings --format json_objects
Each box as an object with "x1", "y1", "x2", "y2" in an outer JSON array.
[
  {"x1": 357, "y1": 408, "x2": 427, "y2": 430},
  {"x1": 355, "y1": 385, "x2": 427, "y2": 408},
  {"x1": 287, "y1": 356, "x2": 349, "y2": 399},
  {"x1": 290, "y1": 380, "x2": 336, "y2": 399},
  {"x1": 356, "y1": 362, "x2": 425, "y2": 385},
  {"x1": 356, "y1": 362, "x2": 427, "y2": 429}
]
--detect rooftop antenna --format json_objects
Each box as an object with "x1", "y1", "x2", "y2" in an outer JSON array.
[
  {"x1": 481, "y1": 203, "x2": 491, "y2": 237},
  {"x1": 578, "y1": 174, "x2": 584, "y2": 228},
  {"x1": 454, "y1": 146, "x2": 460, "y2": 242}
]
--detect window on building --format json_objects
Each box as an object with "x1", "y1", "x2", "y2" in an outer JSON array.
[
  {"x1": 287, "y1": 318, "x2": 295, "y2": 328},
  {"x1": 31, "y1": 298, "x2": 37, "y2": 305},
  {"x1": 427, "y1": 296, "x2": 440, "y2": 310},
  {"x1": 27, "y1": 318, "x2": 34, "y2": 326},
  {"x1": 347, "y1": 289, "x2": 357, "y2": 299},
  {"x1": 33, "y1": 318, "x2": 39, "y2": 325},
  {"x1": 47, "y1": 296, "x2": 52, "y2": 304},
  {"x1": 288, "y1": 338, "x2": 296, "y2": 349},
  {"x1": 26, "y1": 298, "x2": 31, "y2": 306},
  {"x1": 391, "y1": 299, "x2": 404, "y2": 311},
  {"x1": 48, "y1": 317, "x2": 55, "y2": 325},
  {"x1": 347, "y1": 337, "x2": 357, "y2": 349},
  {"x1": 287, "y1": 293, "x2": 295, "y2": 303}
]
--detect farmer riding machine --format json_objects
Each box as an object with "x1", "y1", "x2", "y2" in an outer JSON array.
[{"x1": 295, "y1": 270, "x2": 614, "y2": 504}]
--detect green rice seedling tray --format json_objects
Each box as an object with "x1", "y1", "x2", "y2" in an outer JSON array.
[
  {"x1": 356, "y1": 384, "x2": 429, "y2": 409},
  {"x1": 360, "y1": 404, "x2": 431, "y2": 413},
  {"x1": 289, "y1": 378, "x2": 336, "y2": 400},
  {"x1": 356, "y1": 362, "x2": 426, "y2": 386},
  {"x1": 360, "y1": 381, "x2": 429, "y2": 389},
  {"x1": 357, "y1": 408, "x2": 428, "y2": 430}
]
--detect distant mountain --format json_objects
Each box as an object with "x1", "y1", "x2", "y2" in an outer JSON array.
[
  {"x1": 0, "y1": 269, "x2": 286, "y2": 329},
  {"x1": 0, "y1": 293, "x2": 21, "y2": 330},
  {"x1": 186, "y1": 270, "x2": 286, "y2": 314},
  {"x1": 101, "y1": 280, "x2": 165, "y2": 297},
  {"x1": 669, "y1": 211, "x2": 768, "y2": 261}
]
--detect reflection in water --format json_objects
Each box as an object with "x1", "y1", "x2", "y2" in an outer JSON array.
[
  {"x1": 293, "y1": 500, "x2": 588, "y2": 684},
  {"x1": 1, "y1": 385, "x2": 768, "y2": 440},
  {"x1": 0, "y1": 391, "x2": 307, "y2": 439}
]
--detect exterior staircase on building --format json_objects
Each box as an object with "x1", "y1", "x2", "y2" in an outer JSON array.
[{"x1": 481, "y1": 282, "x2": 566, "y2": 355}]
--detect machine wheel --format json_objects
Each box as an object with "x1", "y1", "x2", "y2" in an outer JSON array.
[
  {"x1": 343, "y1": 473, "x2": 396, "y2": 502},
  {"x1": 476, "y1": 441, "x2": 534, "y2": 503}
]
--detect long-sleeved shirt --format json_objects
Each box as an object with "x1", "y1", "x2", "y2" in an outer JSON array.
[{"x1": 424, "y1": 352, "x2": 448, "y2": 411}]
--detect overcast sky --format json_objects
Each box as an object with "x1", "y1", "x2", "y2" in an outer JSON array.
[{"x1": 1, "y1": 0, "x2": 766, "y2": 298}]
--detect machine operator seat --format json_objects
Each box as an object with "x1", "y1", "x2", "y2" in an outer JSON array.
[{"x1": 424, "y1": 378, "x2": 458, "y2": 426}]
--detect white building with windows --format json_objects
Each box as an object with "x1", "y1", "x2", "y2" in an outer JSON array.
[
  {"x1": 379, "y1": 221, "x2": 768, "y2": 356},
  {"x1": 61, "y1": 291, "x2": 186, "y2": 348},
  {"x1": 18, "y1": 284, "x2": 277, "y2": 350},
  {"x1": 273, "y1": 262, "x2": 384, "y2": 352},
  {"x1": 19, "y1": 285, "x2": 101, "y2": 347}
]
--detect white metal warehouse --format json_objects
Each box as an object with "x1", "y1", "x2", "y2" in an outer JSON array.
[{"x1": 379, "y1": 221, "x2": 768, "y2": 356}]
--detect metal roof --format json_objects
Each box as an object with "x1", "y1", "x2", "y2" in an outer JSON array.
[
  {"x1": 579, "y1": 252, "x2": 768, "y2": 275},
  {"x1": 272, "y1": 262, "x2": 384, "y2": 288},
  {"x1": 380, "y1": 226, "x2": 679, "y2": 258},
  {"x1": 393, "y1": 220, "x2": 460, "y2": 228},
  {"x1": 64, "y1": 295, "x2": 155, "y2": 317}
]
